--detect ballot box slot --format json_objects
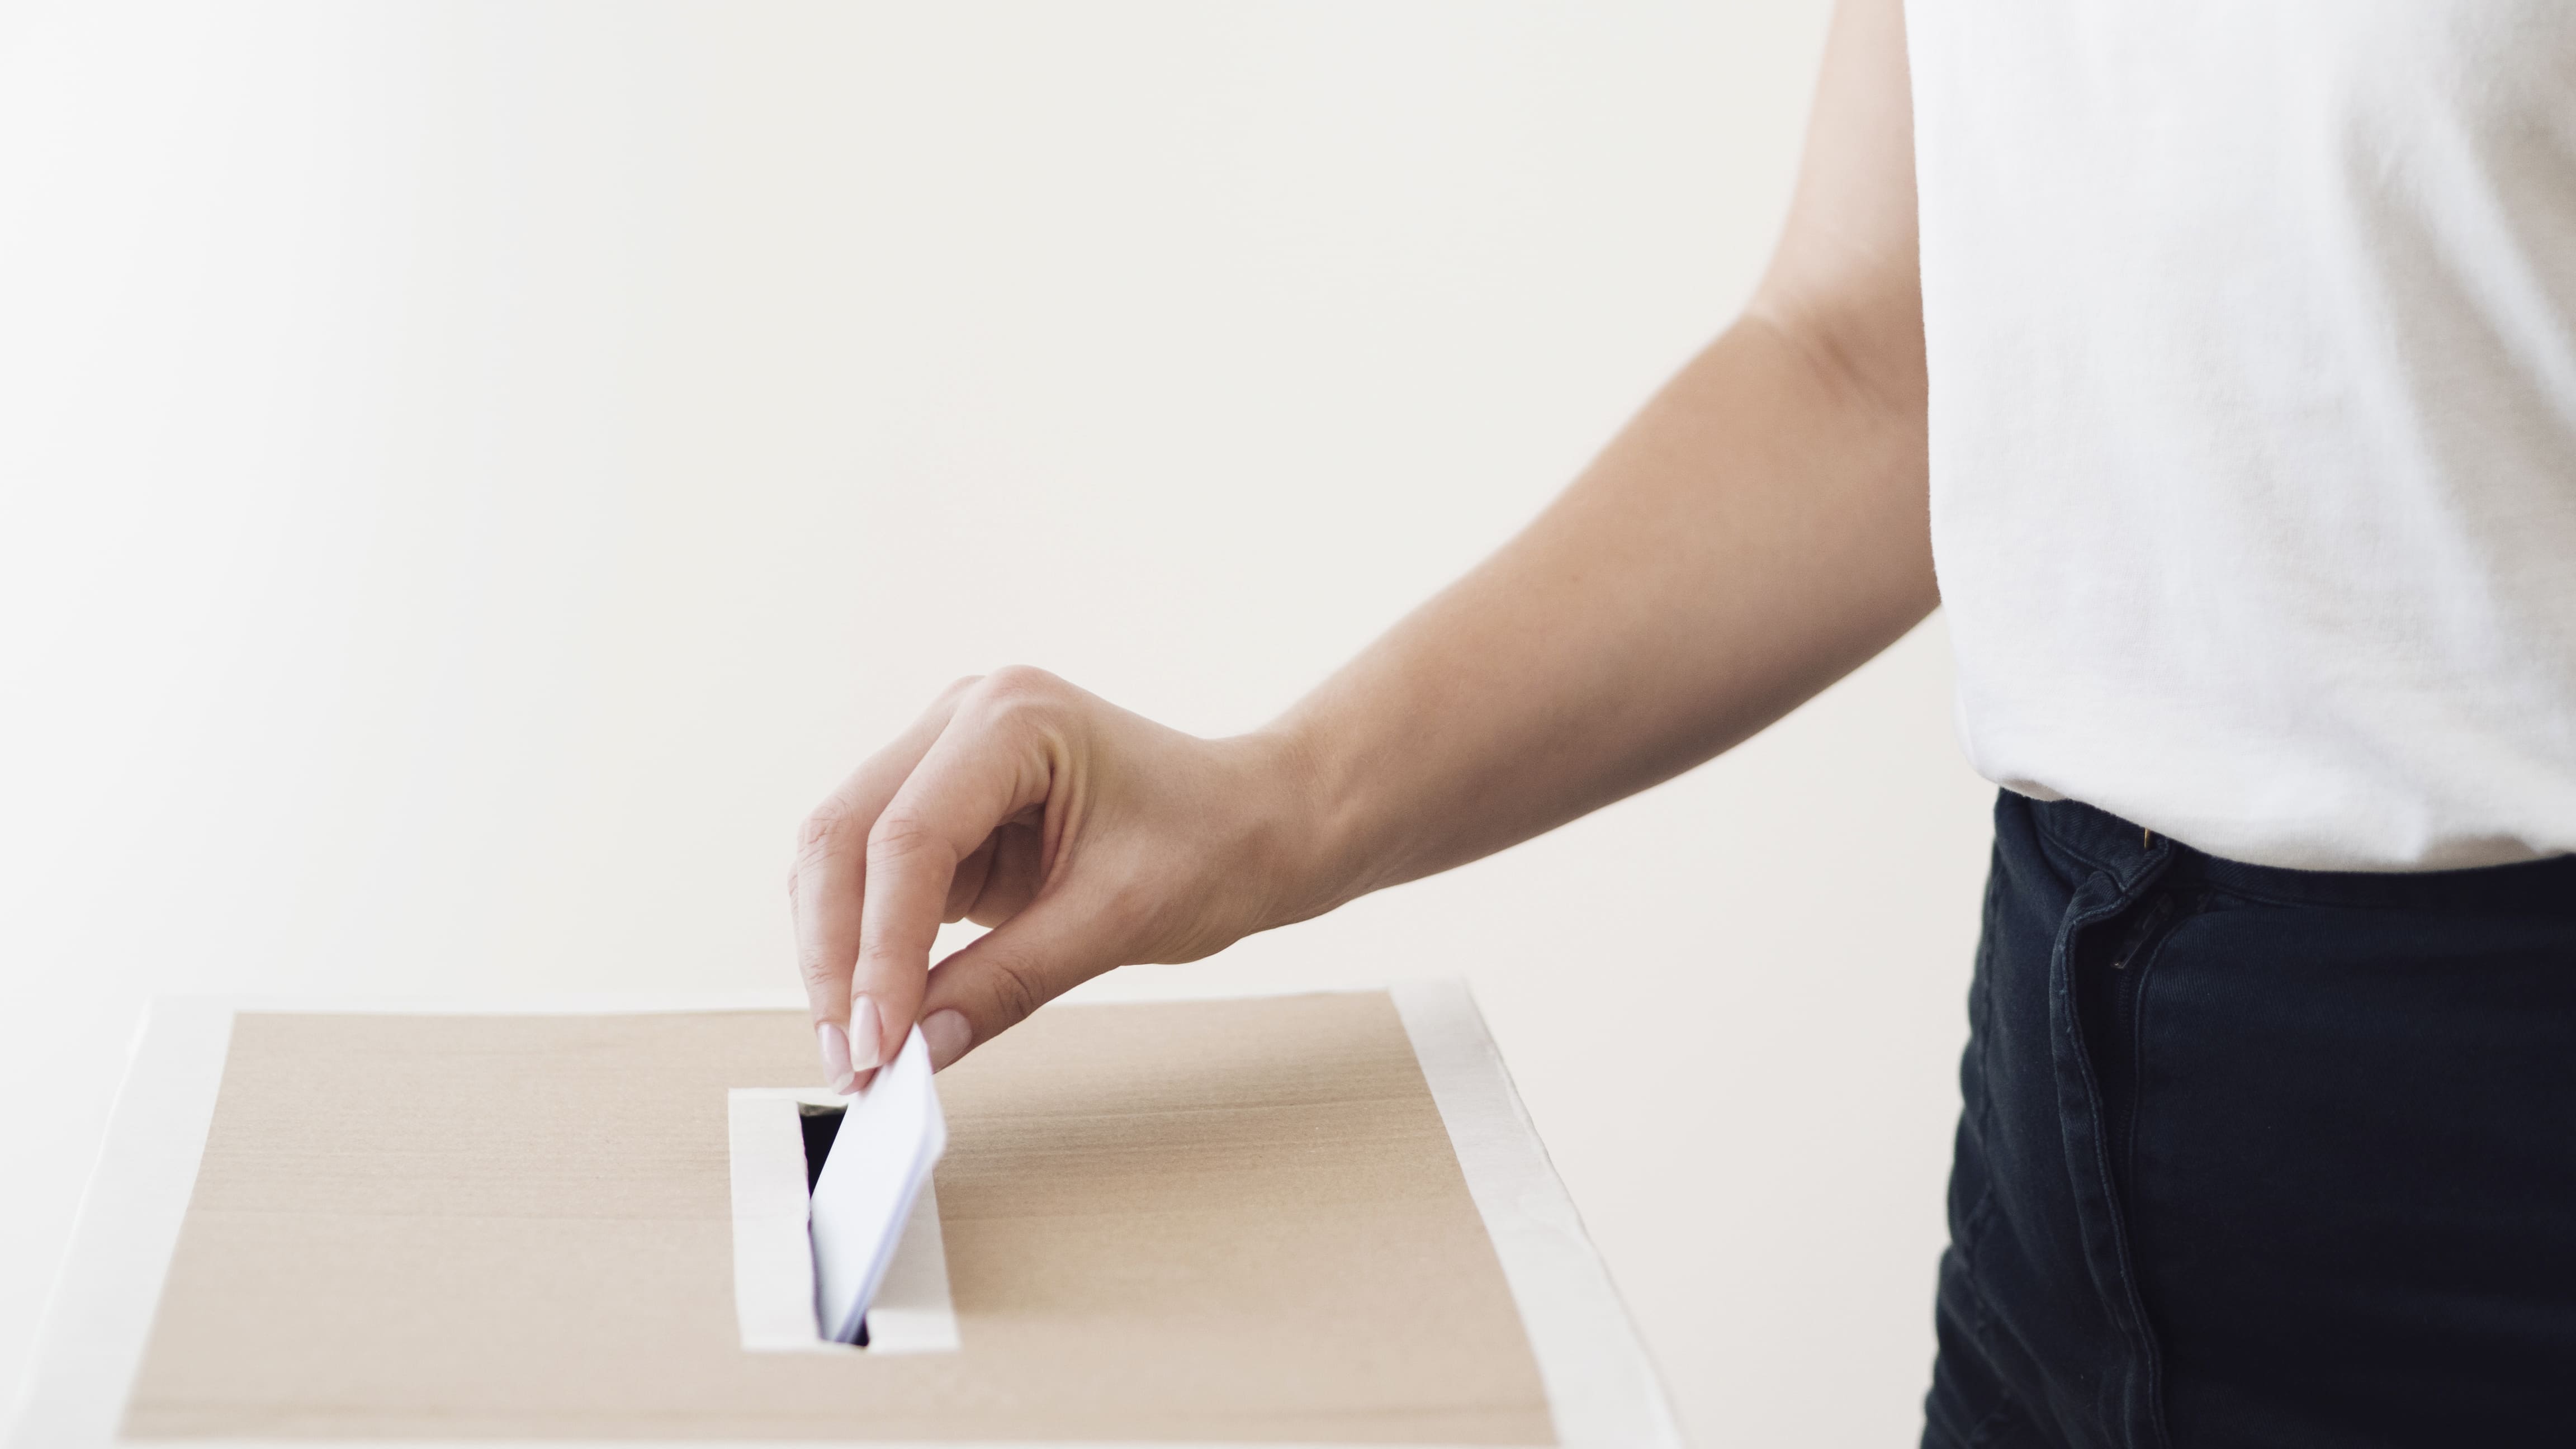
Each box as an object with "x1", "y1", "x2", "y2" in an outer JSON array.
[
  {"x1": 795, "y1": 1104, "x2": 874, "y2": 1346},
  {"x1": 798, "y1": 1102, "x2": 843, "y2": 1192},
  {"x1": 727, "y1": 1086, "x2": 959, "y2": 1355}
]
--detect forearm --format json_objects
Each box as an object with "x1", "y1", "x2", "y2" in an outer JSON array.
[
  {"x1": 789, "y1": 0, "x2": 1929, "y2": 1076},
  {"x1": 1253, "y1": 0, "x2": 1925, "y2": 921},
  {"x1": 1268, "y1": 307, "x2": 1933, "y2": 915}
]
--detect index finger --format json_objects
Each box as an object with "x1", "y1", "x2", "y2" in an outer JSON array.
[
  {"x1": 791, "y1": 681, "x2": 974, "y2": 1091},
  {"x1": 850, "y1": 702, "x2": 1058, "y2": 1066}
]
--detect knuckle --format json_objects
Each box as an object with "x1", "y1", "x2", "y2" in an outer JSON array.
[
  {"x1": 982, "y1": 951, "x2": 1047, "y2": 1027},
  {"x1": 981, "y1": 663, "x2": 1058, "y2": 695},
  {"x1": 936, "y1": 674, "x2": 986, "y2": 707},
  {"x1": 794, "y1": 799, "x2": 857, "y2": 862},
  {"x1": 866, "y1": 810, "x2": 946, "y2": 863},
  {"x1": 795, "y1": 946, "x2": 840, "y2": 992},
  {"x1": 970, "y1": 665, "x2": 1065, "y2": 721}
]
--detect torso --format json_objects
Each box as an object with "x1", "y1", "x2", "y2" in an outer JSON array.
[{"x1": 1908, "y1": 0, "x2": 2576, "y2": 869}]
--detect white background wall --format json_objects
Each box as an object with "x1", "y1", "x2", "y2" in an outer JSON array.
[{"x1": 0, "y1": 4, "x2": 1997, "y2": 1443}]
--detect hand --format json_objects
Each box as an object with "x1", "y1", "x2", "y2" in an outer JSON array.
[{"x1": 790, "y1": 667, "x2": 1323, "y2": 1090}]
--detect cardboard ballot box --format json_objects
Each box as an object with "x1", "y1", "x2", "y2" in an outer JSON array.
[{"x1": 10, "y1": 983, "x2": 1679, "y2": 1449}]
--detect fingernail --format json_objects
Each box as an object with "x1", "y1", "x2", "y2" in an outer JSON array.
[
  {"x1": 921, "y1": 1009, "x2": 972, "y2": 1071},
  {"x1": 848, "y1": 995, "x2": 886, "y2": 1073},
  {"x1": 817, "y1": 1021, "x2": 856, "y2": 1095}
]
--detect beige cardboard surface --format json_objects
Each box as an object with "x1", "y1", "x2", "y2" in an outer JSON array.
[{"x1": 121, "y1": 993, "x2": 1554, "y2": 1443}]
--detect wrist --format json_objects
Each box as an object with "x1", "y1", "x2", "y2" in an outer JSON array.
[{"x1": 1222, "y1": 717, "x2": 1374, "y2": 934}]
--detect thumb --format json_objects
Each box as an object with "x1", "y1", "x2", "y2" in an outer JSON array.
[{"x1": 913, "y1": 898, "x2": 1124, "y2": 1071}]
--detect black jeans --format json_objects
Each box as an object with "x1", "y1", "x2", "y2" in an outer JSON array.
[{"x1": 1925, "y1": 792, "x2": 2576, "y2": 1449}]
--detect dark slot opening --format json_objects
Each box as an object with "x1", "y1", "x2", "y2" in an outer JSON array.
[
  {"x1": 797, "y1": 1102, "x2": 844, "y2": 1191},
  {"x1": 794, "y1": 1102, "x2": 869, "y2": 1348}
]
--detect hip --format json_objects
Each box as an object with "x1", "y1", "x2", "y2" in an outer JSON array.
[{"x1": 1926, "y1": 790, "x2": 2576, "y2": 1449}]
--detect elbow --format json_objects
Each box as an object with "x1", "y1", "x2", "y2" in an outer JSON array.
[{"x1": 1740, "y1": 276, "x2": 1928, "y2": 442}]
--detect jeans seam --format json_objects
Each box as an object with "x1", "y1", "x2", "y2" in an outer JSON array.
[
  {"x1": 2115, "y1": 899, "x2": 2193, "y2": 1192},
  {"x1": 2056, "y1": 875, "x2": 2175, "y2": 1449},
  {"x1": 1959, "y1": 852, "x2": 2007, "y2": 1259},
  {"x1": 2116, "y1": 906, "x2": 2191, "y2": 1449}
]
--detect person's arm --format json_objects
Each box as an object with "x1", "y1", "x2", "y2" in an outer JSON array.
[{"x1": 790, "y1": 0, "x2": 1927, "y2": 1090}]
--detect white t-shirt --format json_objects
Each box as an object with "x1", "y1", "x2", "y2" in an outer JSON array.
[{"x1": 1907, "y1": 1, "x2": 2576, "y2": 871}]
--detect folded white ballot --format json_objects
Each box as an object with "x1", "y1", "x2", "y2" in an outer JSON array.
[{"x1": 808, "y1": 1025, "x2": 948, "y2": 1346}]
